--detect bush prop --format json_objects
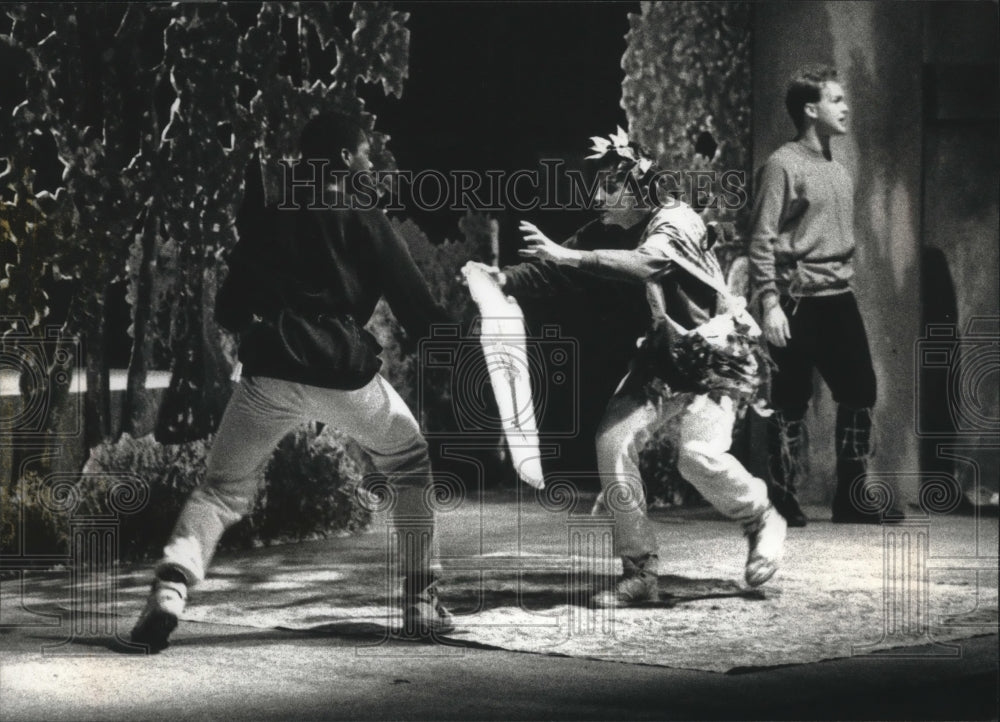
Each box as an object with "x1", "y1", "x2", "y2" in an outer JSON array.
[{"x1": 3, "y1": 425, "x2": 373, "y2": 565}]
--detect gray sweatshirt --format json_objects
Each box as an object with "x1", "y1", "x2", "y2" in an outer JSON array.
[{"x1": 749, "y1": 141, "x2": 856, "y2": 299}]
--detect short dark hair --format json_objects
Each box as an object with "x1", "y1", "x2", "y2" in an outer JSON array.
[
  {"x1": 298, "y1": 111, "x2": 366, "y2": 167},
  {"x1": 785, "y1": 65, "x2": 838, "y2": 131}
]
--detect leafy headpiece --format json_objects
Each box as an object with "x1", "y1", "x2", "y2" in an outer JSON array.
[{"x1": 586, "y1": 126, "x2": 656, "y2": 181}]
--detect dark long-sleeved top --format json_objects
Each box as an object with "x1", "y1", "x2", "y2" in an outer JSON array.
[
  {"x1": 749, "y1": 142, "x2": 856, "y2": 299},
  {"x1": 503, "y1": 208, "x2": 721, "y2": 332},
  {"x1": 217, "y1": 203, "x2": 453, "y2": 389}
]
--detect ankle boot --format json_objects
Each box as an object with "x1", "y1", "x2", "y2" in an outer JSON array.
[{"x1": 831, "y1": 406, "x2": 898, "y2": 523}]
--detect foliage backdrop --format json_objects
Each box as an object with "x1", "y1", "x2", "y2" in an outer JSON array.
[
  {"x1": 1, "y1": 2, "x2": 411, "y2": 455},
  {"x1": 621, "y1": 0, "x2": 752, "y2": 231}
]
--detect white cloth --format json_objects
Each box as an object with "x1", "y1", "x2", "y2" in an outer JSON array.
[{"x1": 462, "y1": 262, "x2": 545, "y2": 488}]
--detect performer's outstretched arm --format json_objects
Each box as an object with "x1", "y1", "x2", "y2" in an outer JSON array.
[
  {"x1": 498, "y1": 222, "x2": 593, "y2": 299},
  {"x1": 518, "y1": 221, "x2": 673, "y2": 283}
]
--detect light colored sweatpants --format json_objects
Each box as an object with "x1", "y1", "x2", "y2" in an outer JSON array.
[
  {"x1": 595, "y1": 385, "x2": 769, "y2": 559},
  {"x1": 158, "y1": 374, "x2": 436, "y2": 585}
]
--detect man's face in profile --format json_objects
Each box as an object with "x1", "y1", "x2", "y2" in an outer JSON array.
[{"x1": 810, "y1": 81, "x2": 849, "y2": 136}]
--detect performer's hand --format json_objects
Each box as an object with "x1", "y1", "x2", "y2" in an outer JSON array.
[
  {"x1": 460, "y1": 261, "x2": 506, "y2": 289},
  {"x1": 518, "y1": 221, "x2": 579, "y2": 266},
  {"x1": 762, "y1": 302, "x2": 791, "y2": 347},
  {"x1": 482, "y1": 265, "x2": 506, "y2": 288}
]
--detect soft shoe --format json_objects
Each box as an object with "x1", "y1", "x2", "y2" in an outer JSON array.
[
  {"x1": 743, "y1": 505, "x2": 787, "y2": 587},
  {"x1": 401, "y1": 584, "x2": 455, "y2": 637}
]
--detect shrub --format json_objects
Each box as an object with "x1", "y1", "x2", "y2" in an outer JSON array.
[
  {"x1": 1, "y1": 471, "x2": 74, "y2": 557},
  {"x1": 255, "y1": 423, "x2": 372, "y2": 545},
  {"x1": 3, "y1": 426, "x2": 372, "y2": 565},
  {"x1": 621, "y1": 1, "x2": 752, "y2": 231},
  {"x1": 78, "y1": 434, "x2": 216, "y2": 561}
]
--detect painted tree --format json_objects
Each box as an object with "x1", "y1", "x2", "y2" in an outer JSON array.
[{"x1": 2, "y1": 4, "x2": 163, "y2": 454}]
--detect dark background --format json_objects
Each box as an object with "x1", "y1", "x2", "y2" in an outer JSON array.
[
  {"x1": 360, "y1": 2, "x2": 644, "y2": 476},
  {"x1": 361, "y1": 1, "x2": 639, "y2": 248}
]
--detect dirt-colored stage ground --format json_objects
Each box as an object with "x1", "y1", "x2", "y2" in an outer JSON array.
[{"x1": 1, "y1": 493, "x2": 997, "y2": 720}]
